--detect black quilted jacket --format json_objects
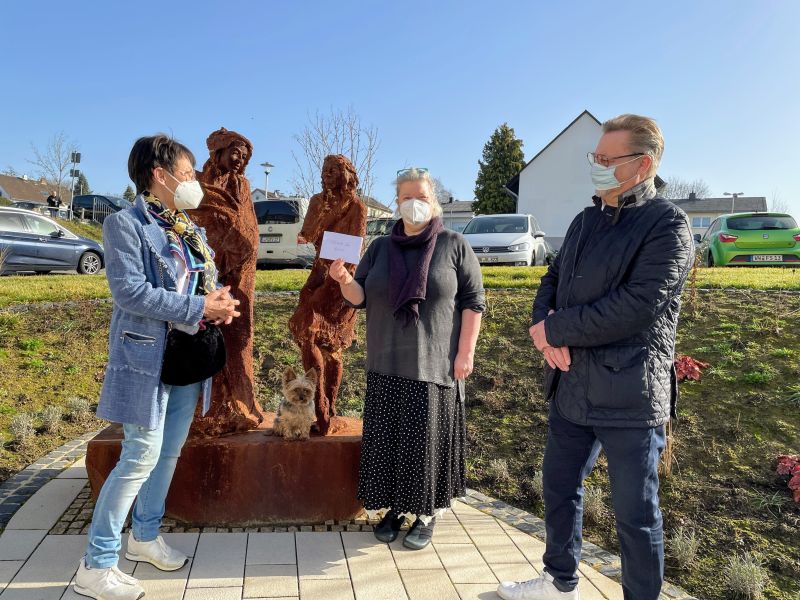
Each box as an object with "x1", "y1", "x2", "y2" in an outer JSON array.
[{"x1": 532, "y1": 183, "x2": 693, "y2": 428}]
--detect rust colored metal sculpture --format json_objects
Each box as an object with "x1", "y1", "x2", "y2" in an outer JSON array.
[
  {"x1": 289, "y1": 155, "x2": 367, "y2": 435},
  {"x1": 188, "y1": 127, "x2": 264, "y2": 436}
]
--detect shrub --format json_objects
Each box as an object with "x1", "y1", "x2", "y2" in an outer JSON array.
[
  {"x1": 529, "y1": 471, "x2": 544, "y2": 499},
  {"x1": 487, "y1": 458, "x2": 512, "y2": 483},
  {"x1": 583, "y1": 485, "x2": 605, "y2": 523},
  {"x1": 723, "y1": 552, "x2": 768, "y2": 599},
  {"x1": 667, "y1": 526, "x2": 700, "y2": 569},
  {"x1": 66, "y1": 397, "x2": 93, "y2": 425},
  {"x1": 10, "y1": 413, "x2": 36, "y2": 445},
  {"x1": 40, "y1": 405, "x2": 63, "y2": 433}
]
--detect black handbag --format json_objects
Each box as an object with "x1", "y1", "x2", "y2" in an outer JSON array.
[
  {"x1": 161, "y1": 322, "x2": 226, "y2": 386},
  {"x1": 156, "y1": 258, "x2": 227, "y2": 386}
]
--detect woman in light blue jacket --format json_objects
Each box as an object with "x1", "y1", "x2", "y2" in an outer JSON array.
[{"x1": 75, "y1": 135, "x2": 240, "y2": 600}]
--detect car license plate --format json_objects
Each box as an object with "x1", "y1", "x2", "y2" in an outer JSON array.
[
  {"x1": 260, "y1": 235, "x2": 281, "y2": 244},
  {"x1": 479, "y1": 256, "x2": 499, "y2": 263},
  {"x1": 752, "y1": 255, "x2": 781, "y2": 262}
]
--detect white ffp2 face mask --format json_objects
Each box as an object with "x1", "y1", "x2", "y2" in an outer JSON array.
[
  {"x1": 399, "y1": 198, "x2": 432, "y2": 226},
  {"x1": 166, "y1": 171, "x2": 204, "y2": 210}
]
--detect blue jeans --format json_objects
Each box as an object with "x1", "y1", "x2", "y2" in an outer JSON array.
[
  {"x1": 85, "y1": 382, "x2": 200, "y2": 568},
  {"x1": 542, "y1": 405, "x2": 666, "y2": 600}
]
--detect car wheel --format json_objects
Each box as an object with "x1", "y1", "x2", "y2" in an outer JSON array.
[
  {"x1": 78, "y1": 252, "x2": 102, "y2": 275},
  {"x1": 706, "y1": 251, "x2": 715, "y2": 267},
  {"x1": 35, "y1": 271, "x2": 51, "y2": 275}
]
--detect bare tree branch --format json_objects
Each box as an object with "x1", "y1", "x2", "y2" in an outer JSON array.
[
  {"x1": 27, "y1": 132, "x2": 78, "y2": 200},
  {"x1": 770, "y1": 188, "x2": 789, "y2": 214},
  {"x1": 660, "y1": 176, "x2": 711, "y2": 200},
  {"x1": 291, "y1": 106, "x2": 380, "y2": 201}
]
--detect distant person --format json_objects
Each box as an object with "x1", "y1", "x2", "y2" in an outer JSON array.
[
  {"x1": 497, "y1": 115, "x2": 692, "y2": 600},
  {"x1": 46, "y1": 190, "x2": 61, "y2": 217}
]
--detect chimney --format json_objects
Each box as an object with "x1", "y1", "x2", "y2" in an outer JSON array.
[{"x1": 688, "y1": 192, "x2": 696, "y2": 200}]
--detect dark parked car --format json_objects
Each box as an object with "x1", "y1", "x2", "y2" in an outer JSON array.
[
  {"x1": 71, "y1": 194, "x2": 129, "y2": 223},
  {"x1": 0, "y1": 207, "x2": 104, "y2": 274}
]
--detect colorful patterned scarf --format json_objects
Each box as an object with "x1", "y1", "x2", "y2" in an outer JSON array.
[{"x1": 144, "y1": 194, "x2": 217, "y2": 295}]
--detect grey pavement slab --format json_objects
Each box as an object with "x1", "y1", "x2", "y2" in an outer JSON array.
[
  {"x1": 186, "y1": 532, "x2": 247, "y2": 589},
  {"x1": 1, "y1": 534, "x2": 85, "y2": 599},
  {"x1": 5, "y1": 480, "x2": 86, "y2": 531},
  {"x1": 0, "y1": 531, "x2": 47, "y2": 561},
  {"x1": 243, "y1": 564, "x2": 298, "y2": 598},
  {"x1": 296, "y1": 532, "x2": 348, "y2": 580}
]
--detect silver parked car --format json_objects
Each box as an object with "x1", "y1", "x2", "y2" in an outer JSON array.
[
  {"x1": 0, "y1": 207, "x2": 104, "y2": 274},
  {"x1": 462, "y1": 213, "x2": 547, "y2": 266}
]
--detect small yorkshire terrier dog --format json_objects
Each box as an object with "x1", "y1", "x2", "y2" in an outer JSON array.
[{"x1": 273, "y1": 366, "x2": 317, "y2": 440}]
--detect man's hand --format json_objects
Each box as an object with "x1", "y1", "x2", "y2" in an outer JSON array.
[
  {"x1": 529, "y1": 310, "x2": 571, "y2": 371},
  {"x1": 297, "y1": 234, "x2": 307, "y2": 245}
]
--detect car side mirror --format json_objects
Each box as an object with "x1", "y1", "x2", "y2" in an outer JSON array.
[
  {"x1": 693, "y1": 233, "x2": 701, "y2": 243},
  {"x1": 533, "y1": 230, "x2": 546, "y2": 238},
  {"x1": 51, "y1": 230, "x2": 64, "y2": 238}
]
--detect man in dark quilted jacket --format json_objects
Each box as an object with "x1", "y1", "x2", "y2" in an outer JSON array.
[{"x1": 497, "y1": 115, "x2": 693, "y2": 600}]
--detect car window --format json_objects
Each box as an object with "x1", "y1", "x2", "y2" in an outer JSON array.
[
  {"x1": 463, "y1": 216, "x2": 528, "y2": 235},
  {"x1": 24, "y1": 216, "x2": 59, "y2": 236},
  {"x1": 727, "y1": 215, "x2": 798, "y2": 230},
  {"x1": 0, "y1": 213, "x2": 29, "y2": 233},
  {"x1": 254, "y1": 200, "x2": 300, "y2": 224},
  {"x1": 73, "y1": 196, "x2": 92, "y2": 209}
]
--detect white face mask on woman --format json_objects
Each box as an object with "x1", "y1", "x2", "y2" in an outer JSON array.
[
  {"x1": 166, "y1": 171, "x2": 204, "y2": 210},
  {"x1": 399, "y1": 198, "x2": 432, "y2": 226}
]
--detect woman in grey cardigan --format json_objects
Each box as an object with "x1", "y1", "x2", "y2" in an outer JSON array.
[{"x1": 330, "y1": 167, "x2": 484, "y2": 550}]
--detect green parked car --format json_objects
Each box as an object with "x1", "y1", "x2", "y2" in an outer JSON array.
[{"x1": 695, "y1": 212, "x2": 800, "y2": 266}]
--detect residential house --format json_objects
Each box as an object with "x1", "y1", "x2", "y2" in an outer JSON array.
[
  {"x1": 505, "y1": 110, "x2": 603, "y2": 248},
  {"x1": 672, "y1": 193, "x2": 768, "y2": 237},
  {"x1": 0, "y1": 174, "x2": 53, "y2": 205},
  {"x1": 441, "y1": 200, "x2": 475, "y2": 232},
  {"x1": 361, "y1": 196, "x2": 393, "y2": 219},
  {"x1": 251, "y1": 188, "x2": 282, "y2": 202}
]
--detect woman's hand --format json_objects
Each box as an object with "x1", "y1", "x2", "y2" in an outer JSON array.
[
  {"x1": 297, "y1": 234, "x2": 308, "y2": 245},
  {"x1": 329, "y1": 258, "x2": 353, "y2": 286},
  {"x1": 454, "y1": 351, "x2": 474, "y2": 380},
  {"x1": 204, "y1": 286, "x2": 241, "y2": 322}
]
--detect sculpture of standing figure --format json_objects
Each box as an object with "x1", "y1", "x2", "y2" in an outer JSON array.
[
  {"x1": 188, "y1": 127, "x2": 264, "y2": 436},
  {"x1": 289, "y1": 155, "x2": 367, "y2": 435}
]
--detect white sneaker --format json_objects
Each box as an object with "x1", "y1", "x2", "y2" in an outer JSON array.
[
  {"x1": 497, "y1": 571, "x2": 579, "y2": 600},
  {"x1": 125, "y1": 535, "x2": 188, "y2": 571},
  {"x1": 74, "y1": 558, "x2": 145, "y2": 600}
]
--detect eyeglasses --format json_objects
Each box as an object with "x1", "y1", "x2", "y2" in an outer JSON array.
[
  {"x1": 396, "y1": 167, "x2": 429, "y2": 177},
  {"x1": 587, "y1": 152, "x2": 644, "y2": 168}
]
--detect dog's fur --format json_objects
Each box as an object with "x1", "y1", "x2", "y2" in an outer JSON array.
[{"x1": 274, "y1": 367, "x2": 317, "y2": 440}]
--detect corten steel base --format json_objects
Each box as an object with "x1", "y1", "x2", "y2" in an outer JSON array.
[{"x1": 85, "y1": 414, "x2": 364, "y2": 526}]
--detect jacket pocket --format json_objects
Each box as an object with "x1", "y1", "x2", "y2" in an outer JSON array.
[
  {"x1": 587, "y1": 345, "x2": 649, "y2": 410},
  {"x1": 111, "y1": 330, "x2": 161, "y2": 376}
]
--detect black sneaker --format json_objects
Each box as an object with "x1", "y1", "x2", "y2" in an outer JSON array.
[
  {"x1": 403, "y1": 517, "x2": 436, "y2": 550},
  {"x1": 373, "y1": 510, "x2": 406, "y2": 543}
]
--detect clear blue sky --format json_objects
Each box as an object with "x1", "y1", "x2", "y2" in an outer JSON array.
[{"x1": 2, "y1": 0, "x2": 799, "y2": 213}]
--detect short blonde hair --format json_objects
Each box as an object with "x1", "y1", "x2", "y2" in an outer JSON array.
[
  {"x1": 394, "y1": 168, "x2": 443, "y2": 217},
  {"x1": 602, "y1": 114, "x2": 664, "y2": 177}
]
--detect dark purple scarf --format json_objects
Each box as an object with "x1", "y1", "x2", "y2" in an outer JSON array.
[{"x1": 389, "y1": 216, "x2": 445, "y2": 327}]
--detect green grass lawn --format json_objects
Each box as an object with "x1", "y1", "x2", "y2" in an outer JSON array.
[
  {"x1": 0, "y1": 288, "x2": 797, "y2": 598},
  {"x1": 1, "y1": 266, "x2": 800, "y2": 307}
]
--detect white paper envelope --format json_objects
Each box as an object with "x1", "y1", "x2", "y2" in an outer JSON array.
[{"x1": 319, "y1": 231, "x2": 364, "y2": 265}]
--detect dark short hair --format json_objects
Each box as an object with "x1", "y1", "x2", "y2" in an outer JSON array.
[{"x1": 127, "y1": 134, "x2": 196, "y2": 194}]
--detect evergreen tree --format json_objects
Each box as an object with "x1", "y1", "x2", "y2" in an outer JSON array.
[
  {"x1": 123, "y1": 185, "x2": 136, "y2": 202},
  {"x1": 72, "y1": 172, "x2": 91, "y2": 196},
  {"x1": 473, "y1": 123, "x2": 525, "y2": 215}
]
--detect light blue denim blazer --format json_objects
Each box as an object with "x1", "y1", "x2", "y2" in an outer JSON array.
[{"x1": 96, "y1": 194, "x2": 214, "y2": 429}]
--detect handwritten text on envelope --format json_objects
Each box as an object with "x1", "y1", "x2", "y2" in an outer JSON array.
[{"x1": 319, "y1": 231, "x2": 364, "y2": 265}]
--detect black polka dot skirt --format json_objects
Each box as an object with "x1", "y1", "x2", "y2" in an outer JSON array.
[{"x1": 358, "y1": 372, "x2": 466, "y2": 516}]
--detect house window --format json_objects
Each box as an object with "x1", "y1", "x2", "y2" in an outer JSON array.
[{"x1": 692, "y1": 217, "x2": 711, "y2": 228}]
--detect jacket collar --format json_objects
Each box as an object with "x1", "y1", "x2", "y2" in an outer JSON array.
[{"x1": 591, "y1": 177, "x2": 658, "y2": 225}]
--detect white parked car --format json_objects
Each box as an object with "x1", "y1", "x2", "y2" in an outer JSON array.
[{"x1": 462, "y1": 213, "x2": 547, "y2": 266}]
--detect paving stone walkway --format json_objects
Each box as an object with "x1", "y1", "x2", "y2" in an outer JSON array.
[{"x1": 0, "y1": 446, "x2": 698, "y2": 599}]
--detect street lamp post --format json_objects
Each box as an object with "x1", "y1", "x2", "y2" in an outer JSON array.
[
  {"x1": 260, "y1": 162, "x2": 273, "y2": 200},
  {"x1": 723, "y1": 191, "x2": 744, "y2": 213}
]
